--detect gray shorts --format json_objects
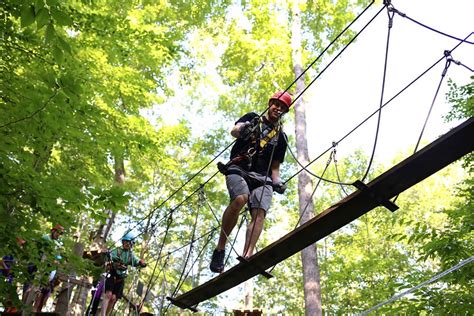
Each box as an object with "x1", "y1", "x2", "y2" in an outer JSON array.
[{"x1": 226, "y1": 173, "x2": 274, "y2": 212}]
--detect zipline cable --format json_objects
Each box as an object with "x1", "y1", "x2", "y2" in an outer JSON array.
[
  {"x1": 361, "y1": 3, "x2": 395, "y2": 182},
  {"x1": 333, "y1": 146, "x2": 351, "y2": 197},
  {"x1": 162, "y1": 231, "x2": 216, "y2": 314},
  {"x1": 170, "y1": 228, "x2": 216, "y2": 298},
  {"x1": 392, "y1": 8, "x2": 474, "y2": 45},
  {"x1": 291, "y1": 5, "x2": 386, "y2": 108},
  {"x1": 359, "y1": 255, "x2": 474, "y2": 315}
]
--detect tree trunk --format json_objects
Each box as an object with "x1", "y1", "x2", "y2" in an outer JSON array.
[
  {"x1": 91, "y1": 156, "x2": 125, "y2": 249},
  {"x1": 291, "y1": 3, "x2": 322, "y2": 316},
  {"x1": 244, "y1": 279, "x2": 254, "y2": 310},
  {"x1": 55, "y1": 284, "x2": 73, "y2": 315}
]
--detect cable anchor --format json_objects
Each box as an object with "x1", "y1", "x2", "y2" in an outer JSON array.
[
  {"x1": 442, "y1": 51, "x2": 453, "y2": 77},
  {"x1": 386, "y1": 4, "x2": 396, "y2": 28}
]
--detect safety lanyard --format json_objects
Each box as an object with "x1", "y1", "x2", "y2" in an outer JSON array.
[{"x1": 255, "y1": 118, "x2": 280, "y2": 153}]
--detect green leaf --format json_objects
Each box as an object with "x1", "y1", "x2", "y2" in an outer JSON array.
[
  {"x1": 45, "y1": 23, "x2": 56, "y2": 43},
  {"x1": 57, "y1": 36, "x2": 72, "y2": 54},
  {"x1": 36, "y1": 8, "x2": 50, "y2": 30},
  {"x1": 34, "y1": 0, "x2": 45, "y2": 14},
  {"x1": 51, "y1": 8, "x2": 73, "y2": 26},
  {"x1": 52, "y1": 45, "x2": 64, "y2": 64},
  {"x1": 20, "y1": 5, "x2": 36, "y2": 28}
]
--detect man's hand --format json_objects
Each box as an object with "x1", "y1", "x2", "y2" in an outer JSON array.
[
  {"x1": 116, "y1": 262, "x2": 127, "y2": 271},
  {"x1": 238, "y1": 122, "x2": 254, "y2": 140},
  {"x1": 138, "y1": 259, "x2": 147, "y2": 268},
  {"x1": 273, "y1": 180, "x2": 287, "y2": 194}
]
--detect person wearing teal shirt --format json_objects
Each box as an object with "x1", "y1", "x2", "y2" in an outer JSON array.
[{"x1": 101, "y1": 233, "x2": 146, "y2": 316}]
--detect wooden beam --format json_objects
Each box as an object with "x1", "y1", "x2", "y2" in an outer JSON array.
[{"x1": 169, "y1": 117, "x2": 474, "y2": 311}]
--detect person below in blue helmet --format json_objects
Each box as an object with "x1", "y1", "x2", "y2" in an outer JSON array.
[{"x1": 101, "y1": 233, "x2": 146, "y2": 316}]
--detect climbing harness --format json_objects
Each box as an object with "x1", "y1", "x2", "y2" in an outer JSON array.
[{"x1": 217, "y1": 116, "x2": 281, "y2": 182}]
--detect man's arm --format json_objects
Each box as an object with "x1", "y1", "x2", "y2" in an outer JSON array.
[
  {"x1": 271, "y1": 160, "x2": 287, "y2": 194},
  {"x1": 231, "y1": 113, "x2": 259, "y2": 139},
  {"x1": 131, "y1": 253, "x2": 146, "y2": 268},
  {"x1": 109, "y1": 249, "x2": 119, "y2": 262},
  {"x1": 270, "y1": 160, "x2": 281, "y2": 183},
  {"x1": 231, "y1": 122, "x2": 247, "y2": 138}
]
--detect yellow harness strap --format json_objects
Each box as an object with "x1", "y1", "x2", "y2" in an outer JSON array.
[{"x1": 259, "y1": 128, "x2": 278, "y2": 149}]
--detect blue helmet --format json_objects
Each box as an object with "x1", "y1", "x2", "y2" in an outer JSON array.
[{"x1": 122, "y1": 233, "x2": 135, "y2": 243}]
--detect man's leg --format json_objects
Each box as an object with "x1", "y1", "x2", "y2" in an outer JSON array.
[
  {"x1": 210, "y1": 195, "x2": 248, "y2": 273},
  {"x1": 105, "y1": 294, "x2": 117, "y2": 316},
  {"x1": 101, "y1": 290, "x2": 113, "y2": 316},
  {"x1": 242, "y1": 208, "x2": 265, "y2": 258},
  {"x1": 217, "y1": 194, "x2": 248, "y2": 250}
]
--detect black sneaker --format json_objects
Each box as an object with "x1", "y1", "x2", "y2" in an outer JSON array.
[{"x1": 210, "y1": 249, "x2": 225, "y2": 273}]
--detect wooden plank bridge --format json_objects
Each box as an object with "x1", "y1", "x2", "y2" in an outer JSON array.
[{"x1": 168, "y1": 117, "x2": 474, "y2": 311}]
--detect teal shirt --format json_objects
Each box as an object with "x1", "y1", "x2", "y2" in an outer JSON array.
[
  {"x1": 41, "y1": 234, "x2": 63, "y2": 261},
  {"x1": 109, "y1": 247, "x2": 140, "y2": 278}
]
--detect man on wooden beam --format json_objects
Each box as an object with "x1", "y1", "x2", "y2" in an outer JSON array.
[{"x1": 212, "y1": 91, "x2": 291, "y2": 273}]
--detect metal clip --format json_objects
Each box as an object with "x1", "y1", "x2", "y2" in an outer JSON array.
[{"x1": 247, "y1": 147, "x2": 256, "y2": 157}]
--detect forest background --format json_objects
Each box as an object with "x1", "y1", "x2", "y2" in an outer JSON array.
[{"x1": 1, "y1": 0, "x2": 472, "y2": 314}]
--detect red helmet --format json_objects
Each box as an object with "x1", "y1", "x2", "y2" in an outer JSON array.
[
  {"x1": 51, "y1": 224, "x2": 65, "y2": 233},
  {"x1": 269, "y1": 91, "x2": 292, "y2": 110}
]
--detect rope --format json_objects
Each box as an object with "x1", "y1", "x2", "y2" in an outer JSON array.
[
  {"x1": 292, "y1": 6, "x2": 386, "y2": 108},
  {"x1": 392, "y1": 8, "x2": 474, "y2": 45},
  {"x1": 170, "y1": 228, "x2": 216, "y2": 298},
  {"x1": 118, "y1": 143, "x2": 234, "y2": 245},
  {"x1": 170, "y1": 205, "x2": 200, "y2": 297},
  {"x1": 138, "y1": 212, "x2": 173, "y2": 310},
  {"x1": 392, "y1": 52, "x2": 465, "y2": 204},
  {"x1": 415, "y1": 53, "x2": 453, "y2": 153},
  {"x1": 284, "y1": 134, "x2": 353, "y2": 186},
  {"x1": 333, "y1": 147, "x2": 350, "y2": 197},
  {"x1": 258, "y1": 1, "x2": 377, "y2": 116},
  {"x1": 268, "y1": 150, "x2": 333, "y2": 274},
  {"x1": 450, "y1": 59, "x2": 474, "y2": 72},
  {"x1": 361, "y1": 3, "x2": 395, "y2": 183},
  {"x1": 359, "y1": 255, "x2": 474, "y2": 315},
  {"x1": 202, "y1": 188, "x2": 247, "y2": 260}
]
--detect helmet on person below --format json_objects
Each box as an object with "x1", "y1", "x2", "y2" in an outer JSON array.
[
  {"x1": 122, "y1": 233, "x2": 135, "y2": 243},
  {"x1": 269, "y1": 91, "x2": 292, "y2": 110},
  {"x1": 51, "y1": 224, "x2": 65, "y2": 234}
]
